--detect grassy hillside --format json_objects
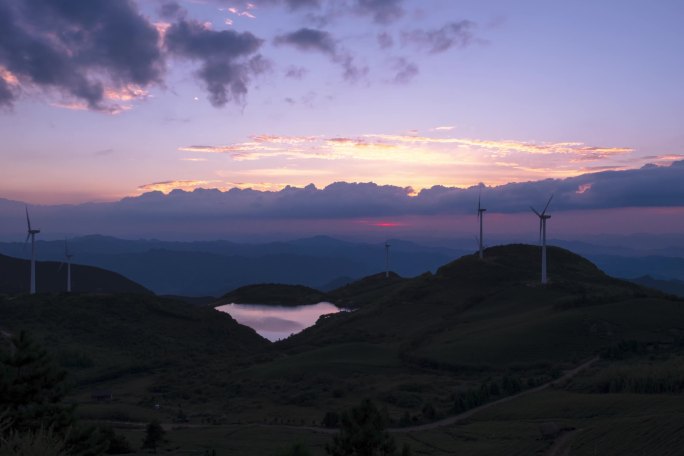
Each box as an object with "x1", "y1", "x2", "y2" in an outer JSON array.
[
  {"x1": 3, "y1": 244, "x2": 684, "y2": 455},
  {"x1": 326, "y1": 271, "x2": 407, "y2": 308},
  {"x1": 0, "y1": 253, "x2": 150, "y2": 294},
  {"x1": 0, "y1": 293, "x2": 271, "y2": 424}
]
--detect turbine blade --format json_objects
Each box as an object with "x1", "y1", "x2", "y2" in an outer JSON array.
[
  {"x1": 541, "y1": 194, "x2": 554, "y2": 216},
  {"x1": 530, "y1": 206, "x2": 541, "y2": 217},
  {"x1": 25, "y1": 206, "x2": 31, "y2": 231}
]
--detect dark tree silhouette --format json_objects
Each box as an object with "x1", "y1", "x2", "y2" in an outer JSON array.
[
  {"x1": 141, "y1": 421, "x2": 165, "y2": 451},
  {"x1": 0, "y1": 331, "x2": 107, "y2": 456},
  {"x1": 326, "y1": 399, "x2": 411, "y2": 456},
  {"x1": 0, "y1": 331, "x2": 73, "y2": 434}
]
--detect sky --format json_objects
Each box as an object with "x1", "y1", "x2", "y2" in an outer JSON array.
[{"x1": 1, "y1": 0, "x2": 683, "y2": 241}]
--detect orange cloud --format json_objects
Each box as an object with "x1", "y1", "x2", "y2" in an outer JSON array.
[
  {"x1": 138, "y1": 180, "x2": 220, "y2": 193},
  {"x1": 175, "y1": 131, "x2": 641, "y2": 192},
  {"x1": 0, "y1": 66, "x2": 19, "y2": 85}
]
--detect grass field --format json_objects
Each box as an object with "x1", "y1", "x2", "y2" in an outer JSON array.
[{"x1": 3, "y1": 245, "x2": 684, "y2": 454}]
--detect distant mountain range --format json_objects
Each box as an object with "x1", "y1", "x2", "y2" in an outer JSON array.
[
  {"x1": 3, "y1": 234, "x2": 684, "y2": 297},
  {"x1": 0, "y1": 235, "x2": 466, "y2": 296},
  {"x1": 629, "y1": 275, "x2": 684, "y2": 297}
]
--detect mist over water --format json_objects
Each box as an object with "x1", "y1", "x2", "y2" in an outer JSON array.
[{"x1": 216, "y1": 302, "x2": 340, "y2": 341}]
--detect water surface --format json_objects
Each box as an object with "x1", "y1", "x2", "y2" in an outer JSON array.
[{"x1": 216, "y1": 302, "x2": 340, "y2": 341}]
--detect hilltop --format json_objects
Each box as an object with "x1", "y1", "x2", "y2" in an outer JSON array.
[
  {"x1": 259, "y1": 245, "x2": 683, "y2": 416},
  {"x1": 221, "y1": 283, "x2": 328, "y2": 306},
  {"x1": 0, "y1": 253, "x2": 150, "y2": 294}
]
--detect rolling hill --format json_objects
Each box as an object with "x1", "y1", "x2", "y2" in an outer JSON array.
[
  {"x1": 0, "y1": 253, "x2": 150, "y2": 294},
  {"x1": 221, "y1": 283, "x2": 328, "y2": 306}
]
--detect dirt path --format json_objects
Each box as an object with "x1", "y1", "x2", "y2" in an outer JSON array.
[
  {"x1": 546, "y1": 429, "x2": 582, "y2": 456},
  {"x1": 394, "y1": 356, "x2": 599, "y2": 433}
]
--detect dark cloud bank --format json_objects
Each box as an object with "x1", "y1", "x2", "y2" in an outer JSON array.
[
  {"x1": 0, "y1": 0, "x2": 163, "y2": 110},
  {"x1": 2, "y1": 162, "x2": 683, "y2": 227},
  {"x1": 0, "y1": 0, "x2": 266, "y2": 109},
  {"x1": 0, "y1": 0, "x2": 477, "y2": 109}
]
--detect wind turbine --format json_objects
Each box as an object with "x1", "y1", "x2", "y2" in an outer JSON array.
[
  {"x1": 25, "y1": 207, "x2": 40, "y2": 294},
  {"x1": 530, "y1": 195, "x2": 553, "y2": 285},
  {"x1": 63, "y1": 239, "x2": 74, "y2": 293},
  {"x1": 384, "y1": 241, "x2": 391, "y2": 278},
  {"x1": 477, "y1": 193, "x2": 487, "y2": 260}
]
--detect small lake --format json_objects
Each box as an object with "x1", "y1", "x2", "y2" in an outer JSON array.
[{"x1": 215, "y1": 302, "x2": 340, "y2": 342}]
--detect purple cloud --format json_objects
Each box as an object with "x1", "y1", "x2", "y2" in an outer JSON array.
[
  {"x1": 391, "y1": 57, "x2": 419, "y2": 84},
  {"x1": 402, "y1": 21, "x2": 476, "y2": 53},
  {"x1": 274, "y1": 28, "x2": 336, "y2": 54},
  {"x1": 274, "y1": 28, "x2": 367, "y2": 82},
  {"x1": 165, "y1": 20, "x2": 264, "y2": 107},
  {"x1": 0, "y1": 0, "x2": 163, "y2": 110},
  {"x1": 377, "y1": 32, "x2": 394, "y2": 49},
  {"x1": 355, "y1": 0, "x2": 404, "y2": 24}
]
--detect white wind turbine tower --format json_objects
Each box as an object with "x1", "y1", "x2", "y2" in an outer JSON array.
[
  {"x1": 530, "y1": 195, "x2": 553, "y2": 285},
  {"x1": 477, "y1": 193, "x2": 487, "y2": 260},
  {"x1": 384, "y1": 241, "x2": 391, "y2": 278},
  {"x1": 64, "y1": 239, "x2": 74, "y2": 293},
  {"x1": 25, "y1": 207, "x2": 40, "y2": 294}
]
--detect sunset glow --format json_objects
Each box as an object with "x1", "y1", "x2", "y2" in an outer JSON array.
[{"x1": 0, "y1": 0, "x2": 681, "y2": 238}]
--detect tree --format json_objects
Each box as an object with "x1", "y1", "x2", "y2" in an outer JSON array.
[
  {"x1": 0, "y1": 331, "x2": 73, "y2": 434},
  {"x1": 0, "y1": 427, "x2": 68, "y2": 456},
  {"x1": 141, "y1": 421, "x2": 165, "y2": 452},
  {"x1": 0, "y1": 331, "x2": 107, "y2": 456},
  {"x1": 100, "y1": 427, "x2": 132, "y2": 454},
  {"x1": 326, "y1": 399, "x2": 411, "y2": 456}
]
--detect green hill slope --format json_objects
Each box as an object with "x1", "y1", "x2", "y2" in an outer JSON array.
[
  {"x1": 242, "y1": 245, "x2": 684, "y2": 424},
  {"x1": 0, "y1": 253, "x2": 150, "y2": 294},
  {"x1": 0, "y1": 293, "x2": 271, "y2": 422}
]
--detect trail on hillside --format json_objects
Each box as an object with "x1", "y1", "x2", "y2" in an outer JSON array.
[
  {"x1": 393, "y1": 356, "x2": 599, "y2": 433},
  {"x1": 546, "y1": 429, "x2": 582, "y2": 456}
]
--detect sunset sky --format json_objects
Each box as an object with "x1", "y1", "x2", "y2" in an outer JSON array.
[
  {"x1": 1, "y1": 0, "x2": 684, "y2": 244},
  {"x1": 1, "y1": 0, "x2": 683, "y2": 205}
]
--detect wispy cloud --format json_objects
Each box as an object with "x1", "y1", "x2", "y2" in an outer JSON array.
[
  {"x1": 176, "y1": 132, "x2": 637, "y2": 191},
  {"x1": 138, "y1": 180, "x2": 220, "y2": 193},
  {"x1": 182, "y1": 133, "x2": 632, "y2": 161},
  {"x1": 401, "y1": 21, "x2": 477, "y2": 53},
  {"x1": 274, "y1": 28, "x2": 367, "y2": 82}
]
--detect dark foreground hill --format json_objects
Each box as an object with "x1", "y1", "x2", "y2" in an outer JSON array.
[
  {"x1": 3, "y1": 245, "x2": 684, "y2": 455},
  {"x1": 0, "y1": 293, "x2": 270, "y2": 415},
  {"x1": 0, "y1": 253, "x2": 150, "y2": 294}
]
